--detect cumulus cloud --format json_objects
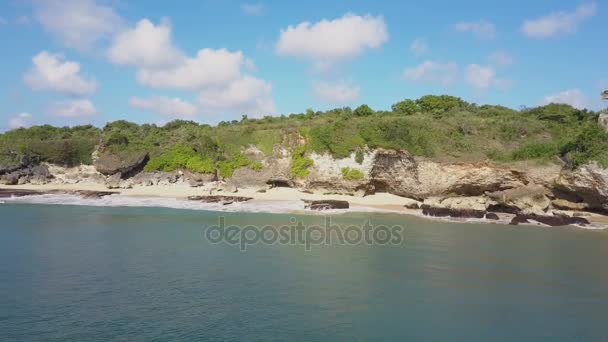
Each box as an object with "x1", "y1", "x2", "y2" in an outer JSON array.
[
  {"x1": 465, "y1": 64, "x2": 496, "y2": 91},
  {"x1": 33, "y1": 0, "x2": 123, "y2": 50},
  {"x1": 488, "y1": 51, "x2": 513, "y2": 67},
  {"x1": 129, "y1": 96, "x2": 197, "y2": 118},
  {"x1": 137, "y1": 48, "x2": 245, "y2": 90},
  {"x1": 198, "y1": 76, "x2": 276, "y2": 117},
  {"x1": 542, "y1": 89, "x2": 588, "y2": 109},
  {"x1": 276, "y1": 13, "x2": 388, "y2": 67},
  {"x1": 522, "y1": 2, "x2": 597, "y2": 38},
  {"x1": 107, "y1": 19, "x2": 183, "y2": 68},
  {"x1": 465, "y1": 64, "x2": 511, "y2": 92},
  {"x1": 454, "y1": 20, "x2": 496, "y2": 39},
  {"x1": 404, "y1": 61, "x2": 458, "y2": 86},
  {"x1": 313, "y1": 81, "x2": 360, "y2": 103},
  {"x1": 410, "y1": 38, "x2": 429, "y2": 57},
  {"x1": 8, "y1": 113, "x2": 33, "y2": 129},
  {"x1": 49, "y1": 99, "x2": 97, "y2": 117},
  {"x1": 24, "y1": 51, "x2": 97, "y2": 96},
  {"x1": 241, "y1": 3, "x2": 266, "y2": 16}
]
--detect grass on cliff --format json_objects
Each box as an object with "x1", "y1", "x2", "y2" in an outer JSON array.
[{"x1": 2, "y1": 96, "x2": 607, "y2": 171}]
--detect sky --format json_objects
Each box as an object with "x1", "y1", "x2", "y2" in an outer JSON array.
[{"x1": 0, "y1": 0, "x2": 607, "y2": 131}]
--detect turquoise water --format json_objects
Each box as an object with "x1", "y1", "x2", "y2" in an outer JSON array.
[{"x1": 1, "y1": 204, "x2": 608, "y2": 341}]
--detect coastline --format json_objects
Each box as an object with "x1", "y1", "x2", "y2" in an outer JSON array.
[{"x1": 2, "y1": 184, "x2": 607, "y2": 230}]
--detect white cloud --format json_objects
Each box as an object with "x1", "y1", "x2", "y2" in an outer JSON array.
[
  {"x1": 465, "y1": 64, "x2": 512, "y2": 92},
  {"x1": 33, "y1": 0, "x2": 123, "y2": 50},
  {"x1": 313, "y1": 81, "x2": 360, "y2": 103},
  {"x1": 404, "y1": 61, "x2": 458, "y2": 86},
  {"x1": 107, "y1": 18, "x2": 183, "y2": 68},
  {"x1": 137, "y1": 48, "x2": 245, "y2": 90},
  {"x1": 454, "y1": 20, "x2": 496, "y2": 39},
  {"x1": 488, "y1": 51, "x2": 513, "y2": 67},
  {"x1": 8, "y1": 113, "x2": 33, "y2": 129},
  {"x1": 24, "y1": 51, "x2": 97, "y2": 96},
  {"x1": 465, "y1": 64, "x2": 496, "y2": 91},
  {"x1": 410, "y1": 38, "x2": 429, "y2": 57},
  {"x1": 241, "y1": 3, "x2": 265, "y2": 16},
  {"x1": 198, "y1": 76, "x2": 276, "y2": 117},
  {"x1": 276, "y1": 13, "x2": 388, "y2": 67},
  {"x1": 49, "y1": 99, "x2": 97, "y2": 117},
  {"x1": 522, "y1": 2, "x2": 597, "y2": 38},
  {"x1": 129, "y1": 96, "x2": 197, "y2": 119},
  {"x1": 542, "y1": 89, "x2": 588, "y2": 109}
]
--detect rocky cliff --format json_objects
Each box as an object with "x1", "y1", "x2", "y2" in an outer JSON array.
[{"x1": 4, "y1": 146, "x2": 608, "y2": 219}]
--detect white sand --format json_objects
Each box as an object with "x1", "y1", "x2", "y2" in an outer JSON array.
[{"x1": 0, "y1": 183, "x2": 416, "y2": 210}]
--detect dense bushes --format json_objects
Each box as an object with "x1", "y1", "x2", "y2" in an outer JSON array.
[
  {"x1": 1, "y1": 95, "x2": 605, "y2": 171},
  {"x1": 144, "y1": 145, "x2": 215, "y2": 173}
]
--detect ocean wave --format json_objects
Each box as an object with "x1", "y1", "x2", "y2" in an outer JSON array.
[
  {"x1": 2, "y1": 194, "x2": 605, "y2": 230},
  {"x1": 0, "y1": 194, "x2": 361, "y2": 215}
]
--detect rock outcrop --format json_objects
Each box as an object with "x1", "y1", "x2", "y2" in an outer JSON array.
[
  {"x1": 370, "y1": 150, "x2": 526, "y2": 199},
  {"x1": 94, "y1": 151, "x2": 149, "y2": 176},
  {"x1": 554, "y1": 163, "x2": 608, "y2": 213},
  {"x1": 486, "y1": 185, "x2": 551, "y2": 215},
  {"x1": 0, "y1": 163, "x2": 51, "y2": 185}
]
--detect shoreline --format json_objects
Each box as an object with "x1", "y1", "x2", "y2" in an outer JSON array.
[{"x1": 2, "y1": 184, "x2": 607, "y2": 230}]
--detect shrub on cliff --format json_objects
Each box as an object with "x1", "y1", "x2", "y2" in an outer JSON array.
[
  {"x1": 144, "y1": 145, "x2": 215, "y2": 174},
  {"x1": 290, "y1": 146, "x2": 313, "y2": 178},
  {"x1": 341, "y1": 167, "x2": 364, "y2": 180}
]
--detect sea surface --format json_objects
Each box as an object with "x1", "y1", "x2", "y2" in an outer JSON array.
[{"x1": 1, "y1": 203, "x2": 608, "y2": 341}]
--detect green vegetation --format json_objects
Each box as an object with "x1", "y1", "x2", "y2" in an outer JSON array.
[
  {"x1": 290, "y1": 145, "x2": 313, "y2": 178},
  {"x1": 2, "y1": 96, "x2": 607, "y2": 172},
  {"x1": 341, "y1": 167, "x2": 365, "y2": 180}
]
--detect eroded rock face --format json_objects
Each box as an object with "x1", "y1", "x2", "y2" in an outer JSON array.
[
  {"x1": 46, "y1": 164, "x2": 106, "y2": 185},
  {"x1": 94, "y1": 152, "x2": 149, "y2": 176},
  {"x1": 370, "y1": 150, "x2": 526, "y2": 199},
  {"x1": 554, "y1": 163, "x2": 608, "y2": 213},
  {"x1": 486, "y1": 185, "x2": 551, "y2": 215}
]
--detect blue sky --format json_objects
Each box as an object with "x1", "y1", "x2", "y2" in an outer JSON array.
[{"x1": 0, "y1": 0, "x2": 607, "y2": 131}]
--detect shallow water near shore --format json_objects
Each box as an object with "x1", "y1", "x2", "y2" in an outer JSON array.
[{"x1": 1, "y1": 204, "x2": 608, "y2": 341}]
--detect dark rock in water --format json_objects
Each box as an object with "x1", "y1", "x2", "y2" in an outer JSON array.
[
  {"x1": 485, "y1": 212, "x2": 500, "y2": 220},
  {"x1": 303, "y1": 200, "x2": 349, "y2": 210},
  {"x1": 404, "y1": 202, "x2": 420, "y2": 210},
  {"x1": 509, "y1": 214, "x2": 590, "y2": 226},
  {"x1": 187, "y1": 195, "x2": 253, "y2": 204},
  {"x1": 256, "y1": 189, "x2": 267, "y2": 193},
  {"x1": 509, "y1": 215, "x2": 529, "y2": 225},
  {"x1": 0, "y1": 189, "x2": 117, "y2": 199},
  {"x1": 0, "y1": 189, "x2": 42, "y2": 198},
  {"x1": 69, "y1": 190, "x2": 118, "y2": 199},
  {"x1": 487, "y1": 203, "x2": 520, "y2": 214},
  {"x1": 421, "y1": 206, "x2": 485, "y2": 219},
  {"x1": 95, "y1": 151, "x2": 149, "y2": 176}
]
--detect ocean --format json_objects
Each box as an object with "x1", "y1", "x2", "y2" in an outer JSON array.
[{"x1": 1, "y1": 203, "x2": 608, "y2": 341}]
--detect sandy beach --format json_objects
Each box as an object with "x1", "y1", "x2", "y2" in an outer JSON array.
[
  {"x1": 2, "y1": 183, "x2": 607, "y2": 229},
  {"x1": 0, "y1": 183, "x2": 414, "y2": 207}
]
